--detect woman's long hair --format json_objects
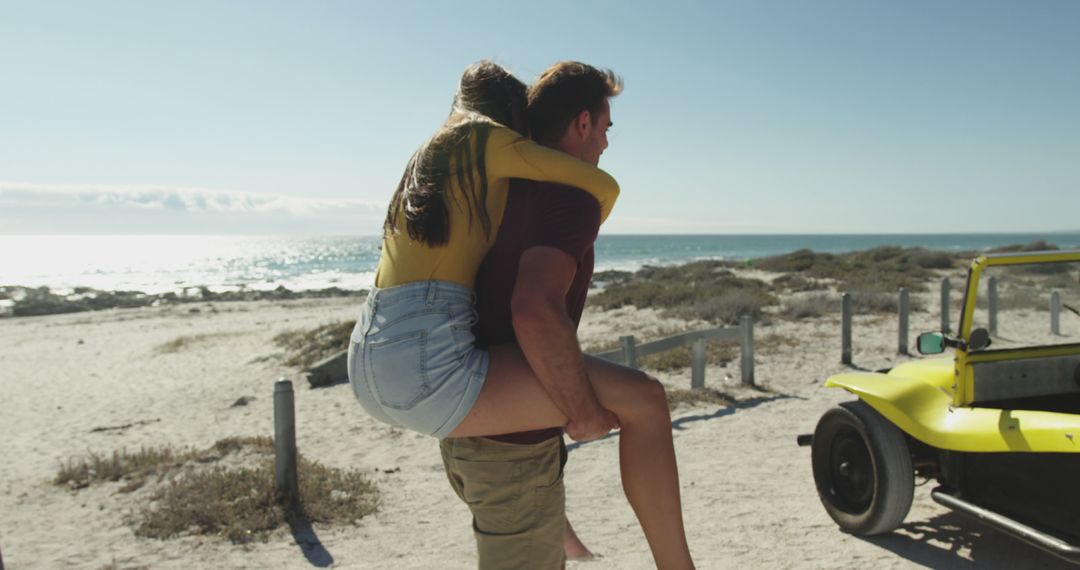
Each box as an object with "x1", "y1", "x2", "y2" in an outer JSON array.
[{"x1": 383, "y1": 61, "x2": 528, "y2": 246}]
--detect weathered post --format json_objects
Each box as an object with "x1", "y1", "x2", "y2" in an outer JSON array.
[
  {"x1": 940, "y1": 278, "x2": 951, "y2": 333},
  {"x1": 274, "y1": 379, "x2": 299, "y2": 507},
  {"x1": 620, "y1": 335, "x2": 638, "y2": 369},
  {"x1": 841, "y1": 293, "x2": 852, "y2": 365},
  {"x1": 987, "y1": 276, "x2": 998, "y2": 337},
  {"x1": 1051, "y1": 290, "x2": 1062, "y2": 336},
  {"x1": 691, "y1": 337, "x2": 706, "y2": 390},
  {"x1": 898, "y1": 288, "x2": 909, "y2": 355},
  {"x1": 740, "y1": 315, "x2": 755, "y2": 386}
]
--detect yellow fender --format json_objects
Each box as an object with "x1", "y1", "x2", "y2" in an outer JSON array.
[{"x1": 825, "y1": 369, "x2": 1080, "y2": 453}]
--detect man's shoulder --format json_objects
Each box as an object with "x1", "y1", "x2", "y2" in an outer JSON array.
[
  {"x1": 508, "y1": 178, "x2": 597, "y2": 197},
  {"x1": 508, "y1": 179, "x2": 601, "y2": 212}
]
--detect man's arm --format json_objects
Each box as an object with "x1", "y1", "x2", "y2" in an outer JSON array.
[{"x1": 511, "y1": 246, "x2": 617, "y2": 441}]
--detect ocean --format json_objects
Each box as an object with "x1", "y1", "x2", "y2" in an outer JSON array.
[{"x1": 2, "y1": 233, "x2": 1079, "y2": 294}]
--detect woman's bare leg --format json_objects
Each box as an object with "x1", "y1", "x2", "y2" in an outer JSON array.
[{"x1": 449, "y1": 345, "x2": 694, "y2": 569}]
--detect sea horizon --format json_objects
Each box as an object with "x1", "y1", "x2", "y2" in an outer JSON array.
[{"x1": 3, "y1": 231, "x2": 1079, "y2": 295}]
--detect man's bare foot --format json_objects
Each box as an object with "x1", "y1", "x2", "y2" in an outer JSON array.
[{"x1": 564, "y1": 519, "x2": 595, "y2": 561}]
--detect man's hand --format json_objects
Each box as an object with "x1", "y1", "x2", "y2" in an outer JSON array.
[
  {"x1": 565, "y1": 405, "x2": 620, "y2": 442},
  {"x1": 512, "y1": 246, "x2": 613, "y2": 436}
]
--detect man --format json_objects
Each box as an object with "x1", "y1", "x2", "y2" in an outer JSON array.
[{"x1": 440, "y1": 61, "x2": 622, "y2": 569}]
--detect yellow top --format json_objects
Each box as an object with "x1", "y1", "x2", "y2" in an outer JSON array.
[{"x1": 375, "y1": 125, "x2": 619, "y2": 288}]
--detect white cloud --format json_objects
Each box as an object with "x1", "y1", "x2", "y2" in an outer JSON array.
[
  {"x1": 0, "y1": 181, "x2": 388, "y2": 234},
  {"x1": 0, "y1": 181, "x2": 384, "y2": 216}
]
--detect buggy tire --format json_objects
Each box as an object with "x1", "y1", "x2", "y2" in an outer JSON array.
[{"x1": 811, "y1": 400, "x2": 914, "y2": 535}]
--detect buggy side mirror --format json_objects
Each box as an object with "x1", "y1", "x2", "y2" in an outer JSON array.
[
  {"x1": 917, "y1": 332, "x2": 946, "y2": 355},
  {"x1": 917, "y1": 331, "x2": 977, "y2": 354},
  {"x1": 968, "y1": 328, "x2": 991, "y2": 351}
]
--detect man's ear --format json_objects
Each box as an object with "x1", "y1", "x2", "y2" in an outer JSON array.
[{"x1": 574, "y1": 110, "x2": 592, "y2": 140}]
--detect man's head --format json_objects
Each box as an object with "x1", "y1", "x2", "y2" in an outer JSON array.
[{"x1": 527, "y1": 62, "x2": 622, "y2": 164}]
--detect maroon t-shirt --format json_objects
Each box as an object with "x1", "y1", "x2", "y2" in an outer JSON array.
[{"x1": 473, "y1": 178, "x2": 601, "y2": 444}]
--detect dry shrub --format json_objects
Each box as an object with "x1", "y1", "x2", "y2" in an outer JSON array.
[
  {"x1": 136, "y1": 457, "x2": 377, "y2": 543},
  {"x1": 755, "y1": 247, "x2": 951, "y2": 293},
  {"x1": 639, "y1": 341, "x2": 739, "y2": 372},
  {"x1": 848, "y1": 290, "x2": 925, "y2": 314},
  {"x1": 153, "y1": 332, "x2": 247, "y2": 354},
  {"x1": 588, "y1": 261, "x2": 774, "y2": 325},
  {"x1": 772, "y1": 274, "x2": 827, "y2": 293},
  {"x1": 666, "y1": 388, "x2": 734, "y2": 411},
  {"x1": 56, "y1": 437, "x2": 379, "y2": 544},
  {"x1": 779, "y1": 290, "x2": 924, "y2": 317},
  {"x1": 274, "y1": 321, "x2": 354, "y2": 368},
  {"x1": 667, "y1": 288, "x2": 770, "y2": 325},
  {"x1": 780, "y1": 293, "x2": 833, "y2": 320},
  {"x1": 987, "y1": 240, "x2": 1060, "y2": 254},
  {"x1": 56, "y1": 446, "x2": 182, "y2": 489},
  {"x1": 756, "y1": 332, "x2": 804, "y2": 355}
]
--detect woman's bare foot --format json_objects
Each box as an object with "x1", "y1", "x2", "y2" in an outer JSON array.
[{"x1": 564, "y1": 519, "x2": 595, "y2": 561}]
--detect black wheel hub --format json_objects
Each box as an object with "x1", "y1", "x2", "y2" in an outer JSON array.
[{"x1": 828, "y1": 427, "x2": 874, "y2": 513}]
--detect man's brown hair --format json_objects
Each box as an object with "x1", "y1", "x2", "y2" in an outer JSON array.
[{"x1": 527, "y1": 62, "x2": 622, "y2": 145}]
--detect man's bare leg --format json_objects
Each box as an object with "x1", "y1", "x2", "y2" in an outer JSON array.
[{"x1": 564, "y1": 518, "x2": 595, "y2": 561}]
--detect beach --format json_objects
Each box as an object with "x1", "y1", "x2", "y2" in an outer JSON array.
[{"x1": 1, "y1": 255, "x2": 1077, "y2": 569}]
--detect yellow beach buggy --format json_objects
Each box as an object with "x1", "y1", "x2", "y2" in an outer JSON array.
[{"x1": 803, "y1": 249, "x2": 1080, "y2": 564}]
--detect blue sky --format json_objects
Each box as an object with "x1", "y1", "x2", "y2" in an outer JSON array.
[{"x1": 1, "y1": 0, "x2": 1077, "y2": 234}]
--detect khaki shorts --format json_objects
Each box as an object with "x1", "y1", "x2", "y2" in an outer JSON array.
[{"x1": 440, "y1": 436, "x2": 566, "y2": 570}]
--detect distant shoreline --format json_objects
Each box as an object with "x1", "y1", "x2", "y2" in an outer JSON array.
[
  {"x1": 3, "y1": 240, "x2": 1067, "y2": 319},
  {"x1": 0, "y1": 284, "x2": 367, "y2": 319},
  {"x1": 4, "y1": 233, "x2": 1078, "y2": 298}
]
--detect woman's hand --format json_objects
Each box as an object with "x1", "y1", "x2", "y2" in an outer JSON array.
[{"x1": 566, "y1": 406, "x2": 620, "y2": 442}]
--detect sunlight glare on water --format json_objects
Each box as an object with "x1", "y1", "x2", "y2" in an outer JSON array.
[{"x1": 0, "y1": 235, "x2": 381, "y2": 293}]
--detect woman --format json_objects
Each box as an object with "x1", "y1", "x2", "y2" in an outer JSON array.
[{"x1": 350, "y1": 61, "x2": 694, "y2": 569}]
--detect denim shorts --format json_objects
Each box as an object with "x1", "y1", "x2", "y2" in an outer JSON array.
[{"x1": 347, "y1": 280, "x2": 489, "y2": 438}]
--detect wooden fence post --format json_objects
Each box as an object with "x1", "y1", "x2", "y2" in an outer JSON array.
[
  {"x1": 941, "y1": 278, "x2": 951, "y2": 333},
  {"x1": 691, "y1": 337, "x2": 706, "y2": 389},
  {"x1": 274, "y1": 379, "x2": 299, "y2": 507},
  {"x1": 620, "y1": 335, "x2": 638, "y2": 369},
  {"x1": 898, "y1": 288, "x2": 909, "y2": 355},
  {"x1": 740, "y1": 315, "x2": 755, "y2": 386},
  {"x1": 841, "y1": 293, "x2": 852, "y2": 365},
  {"x1": 987, "y1": 276, "x2": 998, "y2": 337},
  {"x1": 1051, "y1": 290, "x2": 1061, "y2": 336}
]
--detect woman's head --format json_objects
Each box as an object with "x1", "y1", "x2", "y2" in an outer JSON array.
[
  {"x1": 452, "y1": 60, "x2": 527, "y2": 133},
  {"x1": 383, "y1": 61, "x2": 526, "y2": 246}
]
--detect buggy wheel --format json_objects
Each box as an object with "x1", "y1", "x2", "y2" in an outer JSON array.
[{"x1": 811, "y1": 400, "x2": 914, "y2": 535}]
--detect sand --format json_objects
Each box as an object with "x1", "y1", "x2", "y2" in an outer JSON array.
[{"x1": 0, "y1": 279, "x2": 1076, "y2": 569}]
